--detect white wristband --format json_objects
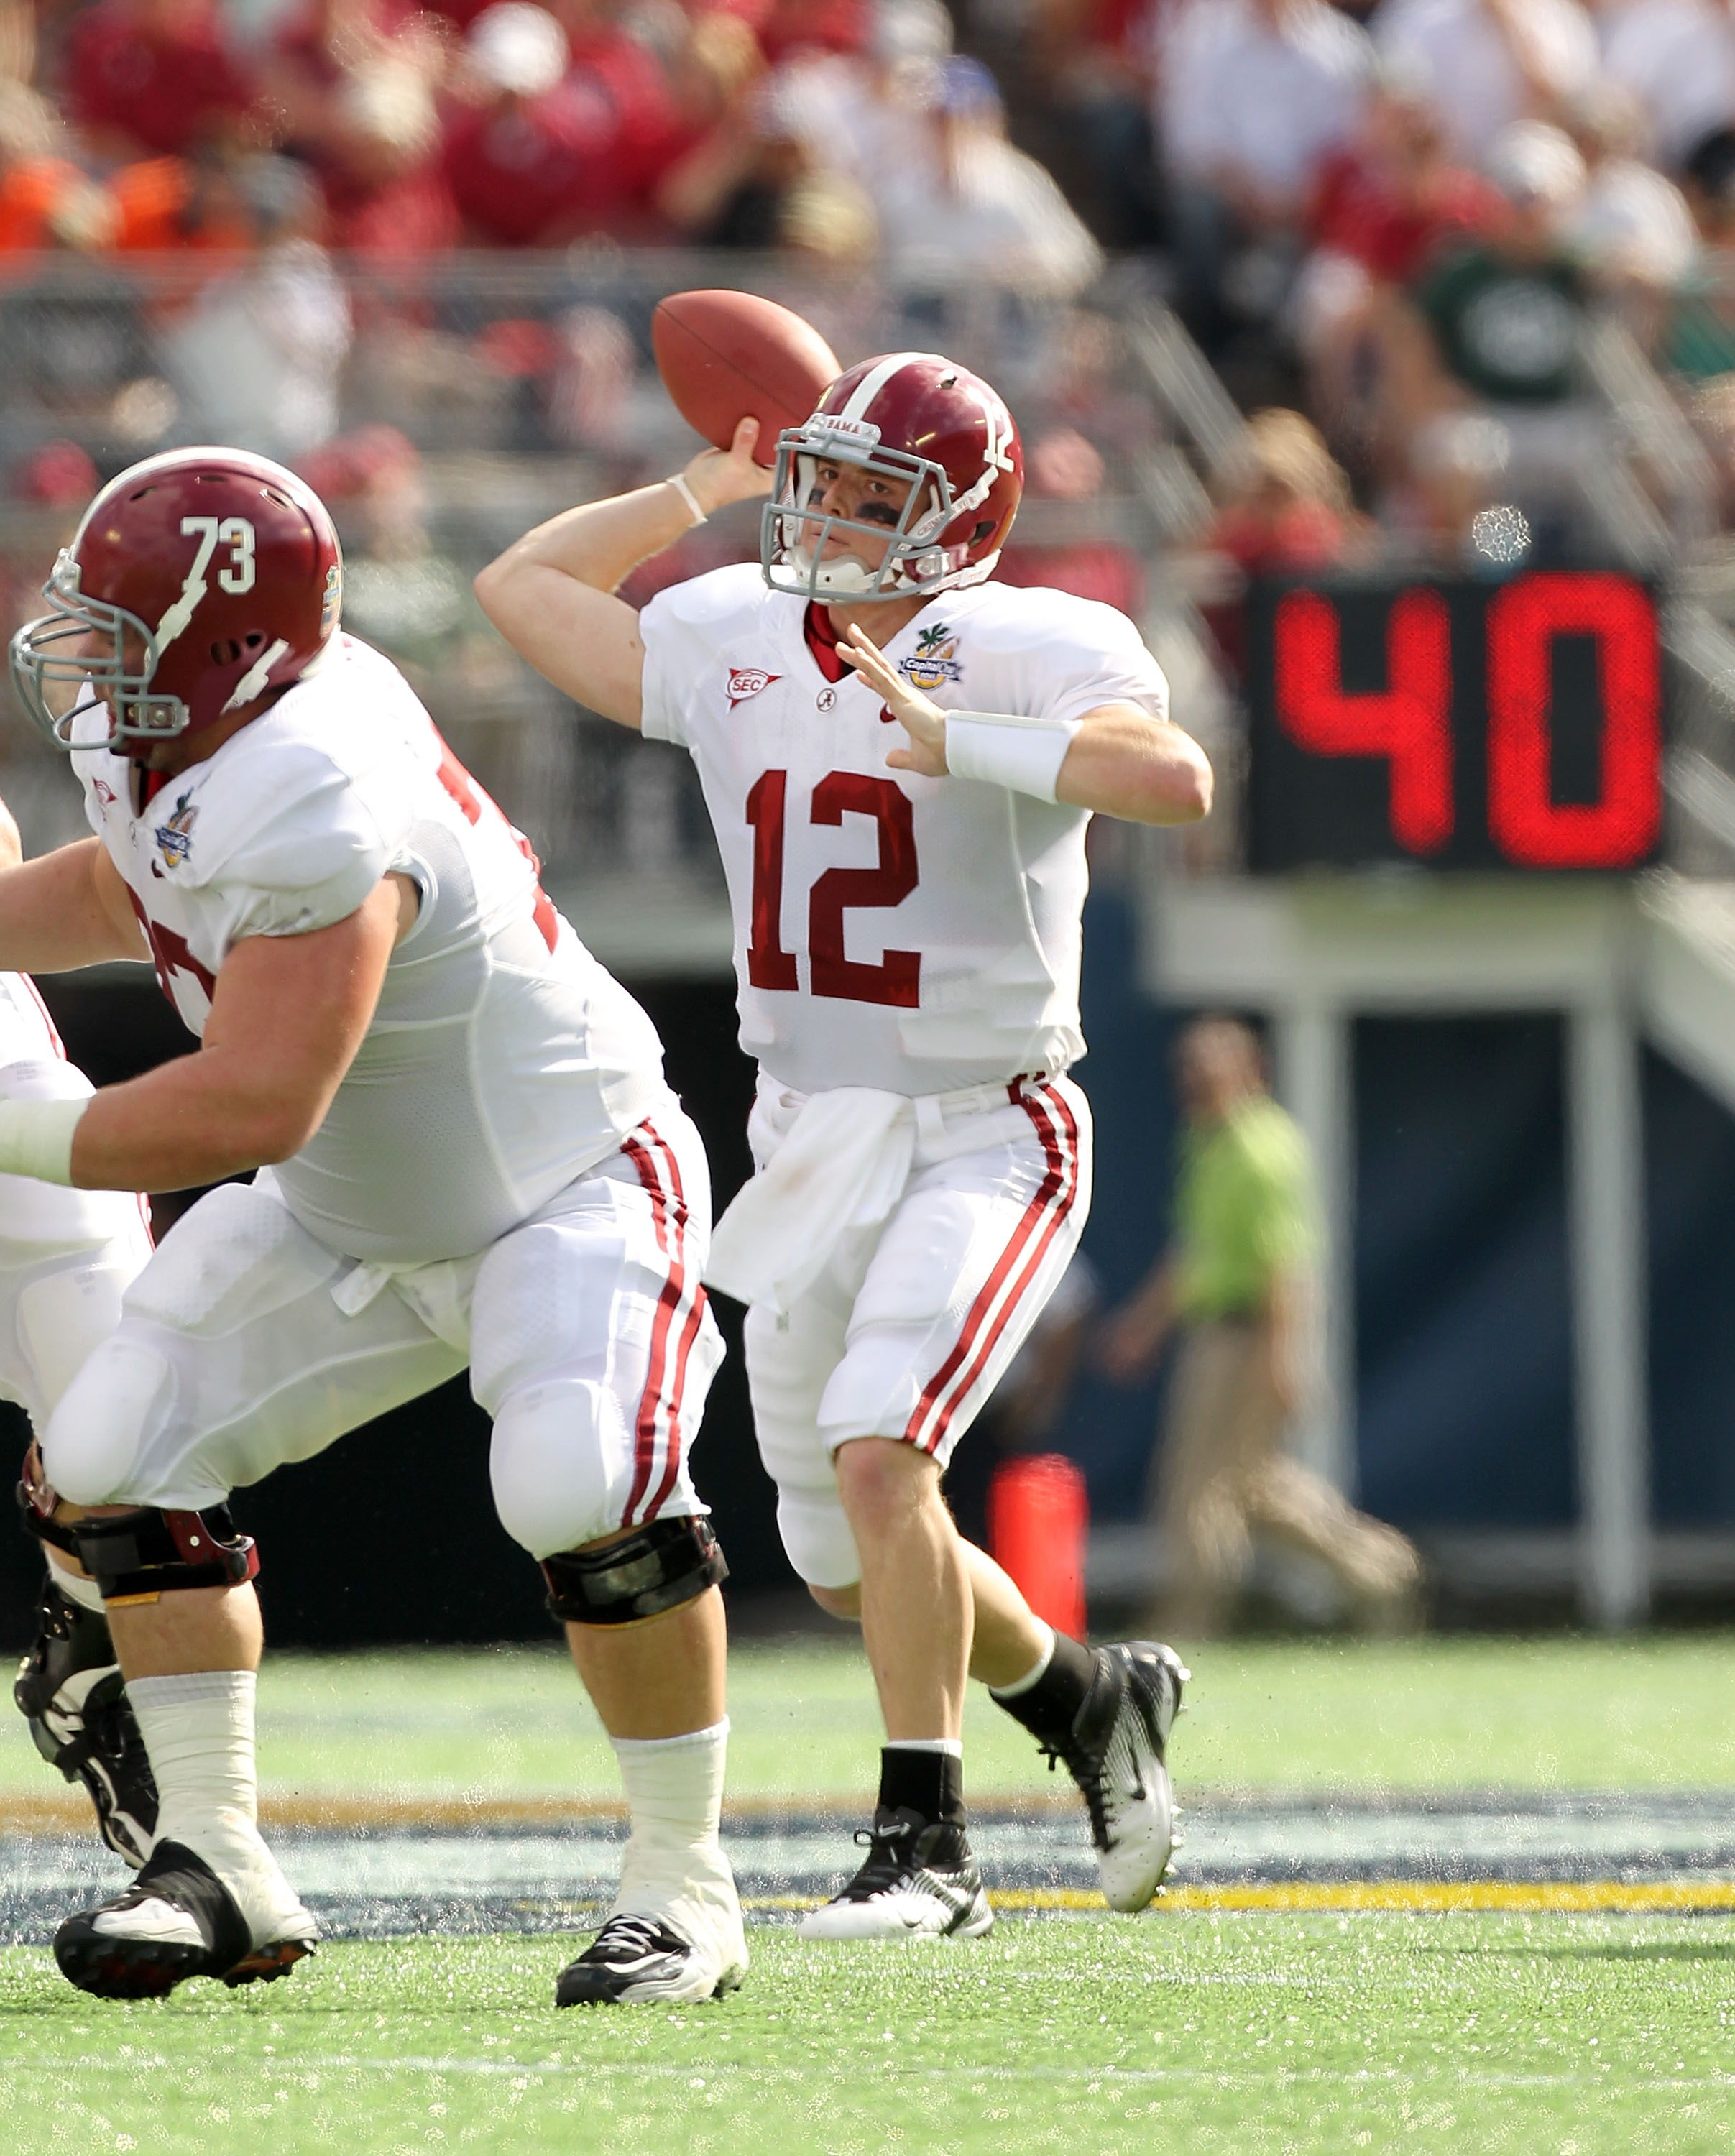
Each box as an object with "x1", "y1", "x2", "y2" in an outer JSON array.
[
  {"x1": 666, "y1": 471, "x2": 708, "y2": 528},
  {"x1": 942, "y1": 710, "x2": 1082, "y2": 804},
  {"x1": 0, "y1": 1096, "x2": 87, "y2": 1185}
]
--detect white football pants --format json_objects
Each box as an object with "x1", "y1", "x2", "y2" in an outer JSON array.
[
  {"x1": 745, "y1": 1073, "x2": 1090, "y2": 1590},
  {"x1": 42, "y1": 1100, "x2": 724, "y2": 1560},
  {"x1": 0, "y1": 974, "x2": 152, "y2": 1429}
]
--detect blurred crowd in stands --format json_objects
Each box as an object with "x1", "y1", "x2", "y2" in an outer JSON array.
[{"x1": 0, "y1": 0, "x2": 1100, "y2": 270}]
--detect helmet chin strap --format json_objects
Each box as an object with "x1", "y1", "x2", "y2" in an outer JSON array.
[
  {"x1": 787, "y1": 535, "x2": 1000, "y2": 599},
  {"x1": 795, "y1": 548, "x2": 879, "y2": 596}
]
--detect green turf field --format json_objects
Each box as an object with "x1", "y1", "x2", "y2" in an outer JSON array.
[
  {"x1": 247, "y1": 1628, "x2": 1735, "y2": 1801},
  {"x1": 4, "y1": 1633, "x2": 1734, "y2": 2152},
  {"x1": 0, "y1": 1917, "x2": 1730, "y2": 2155},
  {"x1": 7, "y1": 1631, "x2": 1732, "y2": 1808}
]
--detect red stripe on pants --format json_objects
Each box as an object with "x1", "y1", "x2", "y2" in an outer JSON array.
[
  {"x1": 905, "y1": 1082, "x2": 1081, "y2": 1455},
  {"x1": 620, "y1": 1124, "x2": 709, "y2": 1524}
]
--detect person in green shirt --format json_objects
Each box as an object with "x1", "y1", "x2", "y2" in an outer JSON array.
[{"x1": 1103, "y1": 1016, "x2": 1419, "y2": 1635}]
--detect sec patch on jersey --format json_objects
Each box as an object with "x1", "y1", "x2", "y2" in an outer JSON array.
[{"x1": 727, "y1": 668, "x2": 780, "y2": 709}]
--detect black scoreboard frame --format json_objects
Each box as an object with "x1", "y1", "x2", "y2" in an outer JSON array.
[{"x1": 1243, "y1": 570, "x2": 1668, "y2": 875}]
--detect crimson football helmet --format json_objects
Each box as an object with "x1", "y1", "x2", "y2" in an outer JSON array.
[
  {"x1": 11, "y1": 446, "x2": 343, "y2": 755},
  {"x1": 761, "y1": 351, "x2": 1023, "y2": 601}
]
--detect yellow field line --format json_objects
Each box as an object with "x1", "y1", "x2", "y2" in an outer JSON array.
[
  {"x1": 989, "y1": 1882, "x2": 1735, "y2": 1915},
  {"x1": 733, "y1": 1882, "x2": 1735, "y2": 1916}
]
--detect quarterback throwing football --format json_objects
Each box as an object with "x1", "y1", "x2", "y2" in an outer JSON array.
[
  {"x1": 479, "y1": 351, "x2": 1213, "y2": 1935},
  {"x1": 1, "y1": 448, "x2": 746, "y2": 2007}
]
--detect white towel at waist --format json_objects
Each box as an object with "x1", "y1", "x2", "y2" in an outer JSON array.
[
  {"x1": 703, "y1": 1086, "x2": 913, "y2": 1314},
  {"x1": 703, "y1": 1072, "x2": 1044, "y2": 1314}
]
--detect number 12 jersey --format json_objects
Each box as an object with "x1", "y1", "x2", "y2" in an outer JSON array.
[{"x1": 640, "y1": 566, "x2": 1172, "y2": 1096}]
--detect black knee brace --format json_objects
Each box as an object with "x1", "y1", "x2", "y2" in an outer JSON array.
[
  {"x1": 542, "y1": 1514, "x2": 727, "y2": 1626},
  {"x1": 15, "y1": 1443, "x2": 259, "y2": 1604},
  {"x1": 68, "y1": 1506, "x2": 259, "y2": 1605}
]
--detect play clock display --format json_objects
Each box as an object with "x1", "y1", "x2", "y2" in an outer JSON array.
[{"x1": 1243, "y1": 571, "x2": 1667, "y2": 872}]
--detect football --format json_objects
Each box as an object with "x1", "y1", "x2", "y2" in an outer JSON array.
[{"x1": 652, "y1": 289, "x2": 841, "y2": 468}]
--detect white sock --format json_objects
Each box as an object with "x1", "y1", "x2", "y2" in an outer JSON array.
[
  {"x1": 612, "y1": 1718, "x2": 729, "y2": 1853},
  {"x1": 45, "y1": 1558, "x2": 106, "y2": 1616},
  {"x1": 127, "y1": 1671, "x2": 306, "y2": 1945},
  {"x1": 884, "y1": 1737, "x2": 964, "y2": 1758},
  {"x1": 989, "y1": 1623, "x2": 1057, "y2": 1700},
  {"x1": 609, "y1": 1719, "x2": 740, "y2": 1936},
  {"x1": 129, "y1": 1670, "x2": 258, "y2": 1835}
]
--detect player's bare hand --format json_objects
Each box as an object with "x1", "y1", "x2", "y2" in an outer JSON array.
[
  {"x1": 839, "y1": 622, "x2": 949, "y2": 777},
  {"x1": 684, "y1": 418, "x2": 775, "y2": 515}
]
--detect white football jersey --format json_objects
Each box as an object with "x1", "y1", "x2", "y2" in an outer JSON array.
[
  {"x1": 73, "y1": 635, "x2": 666, "y2": 1263},
  {"x1": 640, "y1": 568, "x2": 1170, "y2": 1096},
  {"x1": 0, "y1": 971, "x2": 149, "y2": 1250}
]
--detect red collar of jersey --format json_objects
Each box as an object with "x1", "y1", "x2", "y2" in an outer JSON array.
[{"x1": 803, "y1": 602, "x2": 851, "y2": 685}]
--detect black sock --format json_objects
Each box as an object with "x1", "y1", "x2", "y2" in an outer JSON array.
[
  {"x1": 991, "y1": 1631, "x2": 1097, "y2": 1746},
  {"x1": 877, "y1": 1744, "x2": 965, "y2": 1829}
]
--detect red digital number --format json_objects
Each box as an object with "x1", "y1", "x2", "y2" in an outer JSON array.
[
  {"x1": 1485, "y1": 573, "x2": 1660, "y2": 869},
  {"x1": 1274, "y1": 586, "x2": 1454, "y2": 854},
  {"x1": 745, "y1": 768, "x2": 798, "y2": 990},
  {"x1": 745, "y1": 768, "x2": 921, "y2": 1008}
]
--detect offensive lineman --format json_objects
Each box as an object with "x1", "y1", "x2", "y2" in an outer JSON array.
[
  {"x1": 2, "y1": 447, "x2": 745, "y2": 2006},
  {"x1": 477, "y1": 353, "x2": 1214, "y2": 1935}
]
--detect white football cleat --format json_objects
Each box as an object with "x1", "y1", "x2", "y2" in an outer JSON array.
[
  {"x1": 1043, "y1": 1640, "x2": 1189, "y2": 1912},
  {"x1": 799, "y1": 1811, "x2": 993, "y2": 1940},
  {"x1": 558, "y1": 1846, "x2": 747, "y2": 2005}
]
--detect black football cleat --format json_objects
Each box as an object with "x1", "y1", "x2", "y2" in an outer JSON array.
[
  {"x1": 1041, "y1": 1640, "x2": 1188, "y2": 1912},
  {"x1": 54, "y1": 1840, "x2": 317, "y2": 2001},
  {"x1": 799, "y1": 1808, "x2": 993, "y2": 1940},
  {"x1": 14, "y1": 1575, "x2": 157, "y2": 1867},
  {"x1": 556, "y1": 1911, "x2": 745, "y2": 2007}
]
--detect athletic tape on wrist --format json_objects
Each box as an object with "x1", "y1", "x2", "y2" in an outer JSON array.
[
  {"x1": 943, "y1": 711, "x2": 1081, "y2": 804},
  {"x1": 666, "y1": 472, "x2": 708, "y2": 528},
  {"x1": 0, "y1": 1097, "x2": 87, "y2": 1185}
]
